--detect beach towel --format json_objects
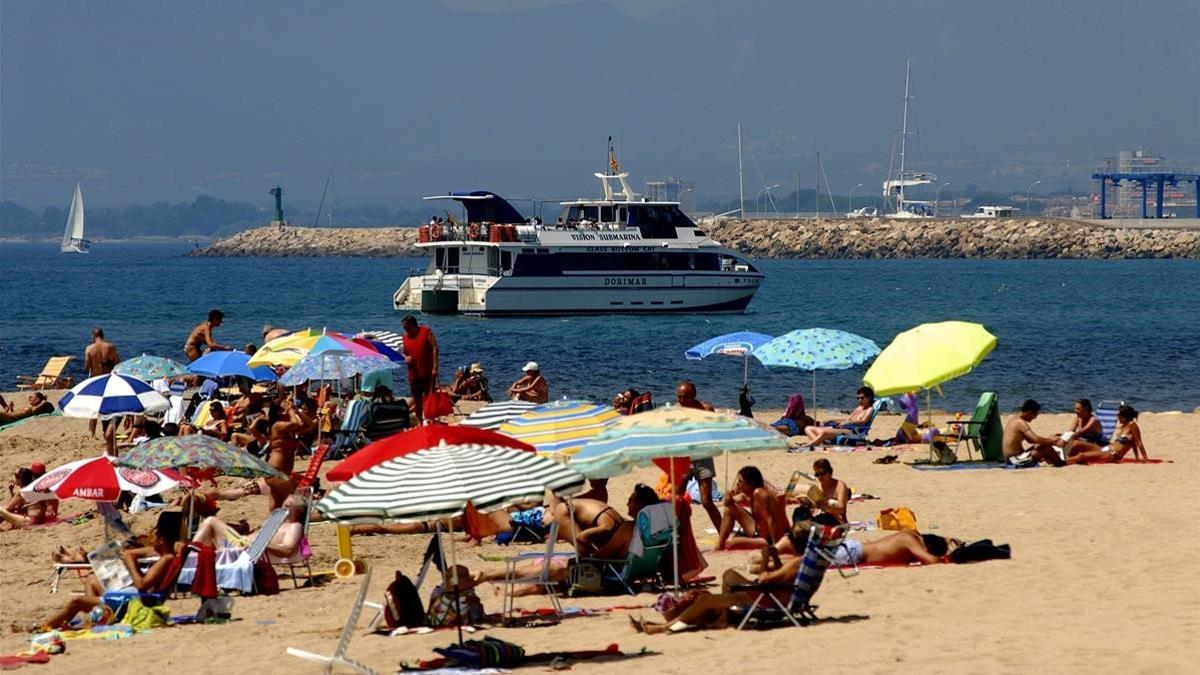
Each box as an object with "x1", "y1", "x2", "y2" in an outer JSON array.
[
  {"x1": 0, "y1": 412, "x2": 60, "y2": 433},
  {"x1": 188, "y1": 542, "x2": 219, "y2": 600},
  {"x1": 909, "y1": 462, "x2": 1039, "y2": 472},
  {"x1": 0, "y1": 652, "x2": 52, "y2": 669},
  {"x1": 628, "y1": 503, "x2": 674, "y2": 559}
]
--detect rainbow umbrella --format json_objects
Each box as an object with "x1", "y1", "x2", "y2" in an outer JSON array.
[
  {"x1": 497, "y1": 399, "x2": 621, "y2": 457},
  {"x1": 248, "y1": 329, "x2": 382, "y2": 368}
]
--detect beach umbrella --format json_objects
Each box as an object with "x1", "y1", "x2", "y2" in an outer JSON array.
[
  {"x1": 317, "y1": 442, "x2": 586, "y2": 644},
  {"x1": 22, "y1": 455, "x2": 190, "y2": 503},
  {"x1": 249, "y1": 329, "x2": 382, "y2": 368},
  {"x1": 752, "y1": 328, "x2": 881, "y2": 412},
  {"x1": 325, "y1": 426, "x2": 535, "y2": 483},
  {"x1": 568, "y1": 405, "x2": 788, "y2": 593},
  {"x1": 862, "y1": 321, "x2": 997, "y2": 396},
  {"x1": 115, "y1": 435, "x2": 284, "y2": 479},
  {"x1": 357, "y1": 330, "x2": 404, "y2": 353},
  {"x1": 188, "y1": 350, "x2": 278, "y2": 382},
  {"x1": 58, "y1": 373, "x2": 169, "y2": 420},
  {"x1": 684, "y1": 331, "x2": 774, "y2": 385},
  {"x1": 277, "y1": 350, "x2": 356, "y2": 387},
  {"x1": 459, "y1": 400, "x2": 539, "y2": 430},
  {"x1": 497, "y1": 399, "x2": 621, "y2": 457},
  {"x1": 113, "y1": 354, "x2": 189, "y2": 381}
]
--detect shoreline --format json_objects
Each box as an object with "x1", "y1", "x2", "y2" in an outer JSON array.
[{"x1": 184, "y1": 218, "x2": 1200, "y2": 259}]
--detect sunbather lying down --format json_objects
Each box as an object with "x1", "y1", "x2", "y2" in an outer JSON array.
[{"x1": 746, "y1": 527, "x2": 954, "y2": 574}]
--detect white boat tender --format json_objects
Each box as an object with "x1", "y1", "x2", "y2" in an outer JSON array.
[
  {"x1": 61, "y1": 182, "x2": 90, "y2": 254},
  {"x1": 394, "y1": 167, "x2": 763, "y2": 316}
]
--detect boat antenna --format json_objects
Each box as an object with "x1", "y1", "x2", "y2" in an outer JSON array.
[
  {"x1": 737, "y1": 123, "x2": 745, "y2": 218},
  {"x1": 313, "y1": 167, "x2": 333, "y2": 227}
]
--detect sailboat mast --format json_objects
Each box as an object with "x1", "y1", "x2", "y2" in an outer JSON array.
[
  {"x1": 737, "y1": 123, "x2": 745, "y2": 217},
  {"x1": 898, "y1": 58, "x2": 912, "y2": 210}
]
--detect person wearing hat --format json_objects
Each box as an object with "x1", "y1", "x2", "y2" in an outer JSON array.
[
  {"x1": 426, "y1": 564, "x2": 486, "y2": 627},
  {"x1": 508, "y1": 362, "x2": 548, "y2": 404},
  {"x1": 449, "y1": 363, "x2": 491, "y2": 403}
]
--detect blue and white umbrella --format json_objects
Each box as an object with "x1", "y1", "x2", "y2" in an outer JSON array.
[
  {"x1": 684, "y1": 331, "x2": 774, "y2": 385},
  {"x1": 188, "y1": 351, "x2": 277, "y2": 382},
  {"x1": 58, "y1": 374, "x2": 170, "y2": 420},
  {"x1": 752, "y1": 328, "x2": 881, "y2": 412}
]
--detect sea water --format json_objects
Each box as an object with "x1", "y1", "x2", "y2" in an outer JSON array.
[{"x1": 1, "y1": 242, "x2": 1197, "y2": 413}]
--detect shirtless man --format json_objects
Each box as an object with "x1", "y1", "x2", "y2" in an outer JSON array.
[
  {"x1": 508, "y1": 362, "x2": 548, "y2": 404},
  {"x1": 676, "y1": 381, "x2": 722, "y2": 530},
  {"x1": 716, "y1": 466, "x2": 788, "y2": 556},
  {"x1": 184, "y1": 309, "x2": 231, "y2": 362},
  {"x1": 800, "y1": 386, "x2": 875, "y2": 446},
  {"x1": 1003, "y1": 399, "x2": 1065, "y2": 466},
  {"x1": 84, "y1": 327, "x2": 120, "y2": 441}
]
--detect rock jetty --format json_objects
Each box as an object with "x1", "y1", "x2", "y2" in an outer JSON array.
[{"x1": 190, "y1": 219, "x2": 1200, "y2": 259}]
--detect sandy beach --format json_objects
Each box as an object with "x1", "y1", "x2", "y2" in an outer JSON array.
[{"x1": 1, "y1": 394, "x2": 1197, "y2": 674}]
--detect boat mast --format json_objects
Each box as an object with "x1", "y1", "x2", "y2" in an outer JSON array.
[
  {"x1": 737, "y1": 123, "x2": 745, "y2": 217},
  {"x1": 898, "y1": 57, "x2": 912, "y2": 212}
]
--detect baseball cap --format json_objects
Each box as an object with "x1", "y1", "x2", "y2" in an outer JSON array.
[{"x1": 522, "y1": 361, "x2": 539, "y2": 372}]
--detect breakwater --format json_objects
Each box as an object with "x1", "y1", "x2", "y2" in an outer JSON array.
[{"x1": 189, "y1": 218, "x2": 1200, "y2": 258}]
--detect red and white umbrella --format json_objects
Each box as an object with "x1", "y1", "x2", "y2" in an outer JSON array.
[{"x1": 22, "y1": 455, "x2": 191, "y2": 503}]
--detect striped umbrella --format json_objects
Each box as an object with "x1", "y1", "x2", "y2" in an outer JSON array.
[
  {"x1": 113, "y1": 354, "x2": 190, "y2": 381},
  {"x1": 316, "y1": 443, "x2": 585, "y2": 523},
  {"x1": 569, "y1": 405, "x2": 790, "y2": 479},
  {"x1": 357, "y1": 330, "x2": 404, "y2": 353},
  {"x1": 58, "y1": 374, "x2": 169, "y2": 420},
  {"x1": 497, "y1": 399, "x2": 621, "y2": 457},
  {"x1": 115, "y1": 435, "x2": 283, "y2": 479},
  {"x1": 459, "y1": 400, "x2": 539, "y2": 430},
  {"x1": 22, "y1": 455, "x2": 190, "y2": 503},
  {"x1": 326, "y1": 426, "x2": 534, "y2": 483}
]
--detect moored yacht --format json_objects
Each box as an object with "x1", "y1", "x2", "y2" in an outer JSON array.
[{"x1": 394, "y1": 162, "x2": 763, "y2": 316}]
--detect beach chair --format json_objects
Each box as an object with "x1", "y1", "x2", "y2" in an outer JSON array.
[
  {"x1": 729, "y1": 523, "x2": 850, "y2": 630},
  {"x1": 942, "y1": 392, "x2": 1003, "y2": 462},
  {"x1": 272, "y1": 489, "x2": 315, "y2": 589},
  {"x1": 327, "y1": 398, "x2": 371, "y2": 459},
  {"x1": 572, "y1": 504, "x2": 674, "y2": 596},
  {"x1": 100, "y1": 543, "x2": 199, "y2": 616},
  {"x1": 831, "y1": 399, "x2": 886, "y2": 446},
  {"x1": 287, "y1": 568, "x2": 378, "y2": 675},
  {"x1": 16, "y1": 356, "x2": 74, "y2": 390},
  {"x1": 495, "y1": 522, "x2": 567, "y2": 624},
  {"x1": 361, "y1": 401, "x2": 411, "y2": 442},
  {"x1": 176, "y1": 508, "x2": 289, "y2": 594},
  {"x1": 1095, "y1": 400, "x2": 1124, "y2": 440}
]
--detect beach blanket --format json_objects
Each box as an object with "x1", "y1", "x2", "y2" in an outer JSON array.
[
  {"x1": 0, "y1": 412, "x2": 60, "y2": 433},
  {"x1": 402, "y1": 643, "x2": 653, "y2": 672},
  {"x1": 0, "y1": 652, "x2": 51, "y2": 670}
]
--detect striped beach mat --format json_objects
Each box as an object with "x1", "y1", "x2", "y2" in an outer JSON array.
[{"x1": 460, "y1": 400, "x2": 538, "y2": 430}]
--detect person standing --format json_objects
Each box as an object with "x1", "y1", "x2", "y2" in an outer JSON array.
[
  {"x1": 84, "y1": 328, "x2": 120, "y2": 447},
  {"x1": 675, "y1": 380, "x2": 722, "y2": 530},
  {"x1": 400, "y1": 315, "x2": 439, "y2": 425},
  {"x1": 184, "y1": 309, "x2": 231, "y2": 362}
]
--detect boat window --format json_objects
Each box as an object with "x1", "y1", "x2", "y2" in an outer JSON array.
[
  {"x1": 582, "y1": 206, "x2": 600, "y2": 221},
  {"x1": 553, "y1": 251, "x2": 722, "y2": 272},
  {"x1": 629, "y1": 205, "x2": 680, "y2": 239},
  {"x1": 600, "y1": 206, "x2": 614, "y2": 223},
  {"x1": 501, "y1": 250, "x2": 513, "y2": 271},
  {"x1": 487, "y1": 247, "x2": 500, "y2": 274},
  {"x1": 435, "y1": 248, "x2": 444, "y2": 268},
  {"x1": 693, "y1": 229, "x2": 706, "y2": 236},
  {"x1": 512, "y1": 254, "x2": 563, "y2": 276},
  {"x1": 446, "y1": 247, "x2": 460, "y2": 273},
  {"x1": 618, "y1": 207, "x2": 627, "y2": 223}
]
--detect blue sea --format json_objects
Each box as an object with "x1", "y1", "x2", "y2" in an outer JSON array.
[{"x1": 1, "y1": 242, "x2": 1197, "y2": 413}]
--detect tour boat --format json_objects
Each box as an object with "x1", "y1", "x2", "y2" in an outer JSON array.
[{"x1": 394, "y1": 160, "x2": 763, "y2": 316}]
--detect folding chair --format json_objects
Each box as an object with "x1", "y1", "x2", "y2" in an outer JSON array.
[
  {"x1": 1095, "y1": 400, "x2": 1124, "y2": 440},
  {"x1": 577, "y1": 503, "x2": 673, "y2": 596},
  {"x1": 327, "y1": 398, "x2": 371, "y2": 459},
  {"x1": 287, "y1": 568, "x2": 378, "y2": 675},
  {"x1": 177, "y1": 508, "x2": 289, "y2": 594},
  {"x1": 16, "y1": 356, "x2": 74, "y2": 390},
  {"x1": 494, "y1": 522, "x2": 568, "y2": 624},
  {"x1": 832, "y1": 399, "x2": 886, "y2": 446},
  {"x1": 942, "y1": 392, "x2": 1003, "y2": 462},
  {"x1": 730, "y1": 523, "x2": 852, "y2": 630}
]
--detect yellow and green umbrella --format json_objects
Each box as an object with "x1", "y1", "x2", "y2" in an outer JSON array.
[{"x1": 863, "y1": 321, "x2": 996, "y2": 396}]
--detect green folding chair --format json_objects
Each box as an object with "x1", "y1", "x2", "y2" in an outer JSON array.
[{"x1": 944, "y1": 392, "x2": 1003, "y2": 462}]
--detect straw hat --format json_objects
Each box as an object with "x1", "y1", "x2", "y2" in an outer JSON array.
[{"x1": 469, "y1": 363, "x2": 485, "y2": 374}]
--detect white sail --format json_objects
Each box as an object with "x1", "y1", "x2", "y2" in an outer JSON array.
[{"x1": 61, "y1": 183, "x2": 89, "y2": 254}]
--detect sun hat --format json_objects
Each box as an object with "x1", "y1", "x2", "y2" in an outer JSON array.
[
  {"x1": 30, "y1": 462, "x2": 46, "y2": 476},
  {"x1": 522, "y1": 361, "x2": 539, "y2": 372},
  {"x1": 469, "y1": 363, "x2": 484, "y2": 374}
]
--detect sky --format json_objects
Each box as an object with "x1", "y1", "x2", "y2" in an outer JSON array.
[{"x1": 2, "y1": 0, "x2": 1197, "y2": 211}]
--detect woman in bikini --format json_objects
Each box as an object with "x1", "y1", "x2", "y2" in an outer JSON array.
[
  {"x1": 1066, "y1": 405, "x2": 1149, "y2": 465},
  {"x1": 1066, "y1": 398, "x2": 1104, "y2": 445}
]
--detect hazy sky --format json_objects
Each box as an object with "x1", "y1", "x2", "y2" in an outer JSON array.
[{"x1": 2, "y1": 0, "x2": 1197, "y2": 210}]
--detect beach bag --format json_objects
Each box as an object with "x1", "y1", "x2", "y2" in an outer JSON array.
[
  {"x1": 252, "y1": 557, "x2": 279, "y2": 596},
  {"x1": 949, "y1": 539, "x2": 1012, "y2": 564},
  {"x1": 567, "y1": 560, "x2": 603, "y2": 595},
  {"x1": 383, "y1": 571, "x2": 425, "y2": 630},
  {"x1": 877, "y1": 507, "x2": 918, "y2": 531},
  {"x1": 423, "y1": 385, "x2": 453, "y2": 420}
]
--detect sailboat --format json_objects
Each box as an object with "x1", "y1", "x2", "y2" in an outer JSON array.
[
  {"x1": 883, "y1": 59, "x2": 937, "y2": 218},
  {"x1": 60, "y1": 182, "x2": 90, "y2": 254}
]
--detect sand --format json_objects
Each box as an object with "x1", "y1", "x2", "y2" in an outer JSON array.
[{"x1": 1, "y1": 392, "x2": 1197, "y2": 674}]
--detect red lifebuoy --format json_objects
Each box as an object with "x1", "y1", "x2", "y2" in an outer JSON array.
[
  {"x1": 431, "y1": 224, "x2": 444, "y2": 240},
  {"x1": 468, "y1": 223, "x2": 481, "y2": 240}
]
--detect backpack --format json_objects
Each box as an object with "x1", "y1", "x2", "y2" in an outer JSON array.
[
  {"x1": 949, "y1": 539, "x2": 1012, "y2": 564},
  {"x1": 383, "y1": 571, "x2": 425, "y2": 630}
]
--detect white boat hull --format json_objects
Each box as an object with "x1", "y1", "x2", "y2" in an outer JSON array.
[{"x1": 395, "y1": 271, "x2": 762, "y2": 315}]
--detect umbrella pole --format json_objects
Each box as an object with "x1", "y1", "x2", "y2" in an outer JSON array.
[
  {"x1": 742, "y1": 354, "x2": 748, "y2": 387},
  {"x1": 670, "y1": 461, "x2": 679, "y2": 599},
  {"x1": 445, "y1": 517, "x2": 464, "y2": 645},
  {"x1": 926, "y1": 388, "x2": 934, "y2": 462},
  {"x1": 812, "y1": 371, "x2": 817, "y2": 419}
]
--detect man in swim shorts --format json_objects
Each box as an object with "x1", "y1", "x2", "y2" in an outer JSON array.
[{"x1": 1002, "y1": 399, "x2": 1065, "y2": 467}]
